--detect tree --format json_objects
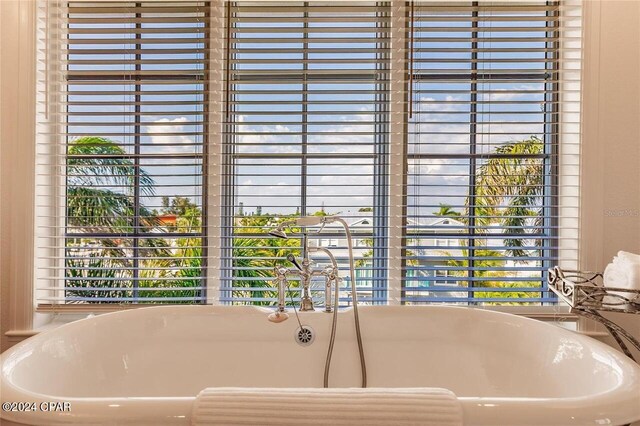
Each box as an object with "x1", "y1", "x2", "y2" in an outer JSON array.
[
  {"x1": 66, "y1": 137, "x2": 157, "y2": 232},
  {"x1": 474, "y1": 136, "x2": 544, "y2": 258},
  {"x1": 437, "y1": 137, "x2": 546, "y2": 304},
  {"x1": 439, "y1": 247, "x2": 540, "y2": 305},
  {"x1": 65, "y1": 137, "x2": 170, "y2": 302},
  {"x1": 140, "y1": 206, "x2": 204, "y2": 303},
  {"x1": 161, "y1": 196, "x2": 198, "y2": 216},
  {"x1": 433, "y1": 204, "x2": 461, "y2": 218},
  {"x1": 231, "y1": 214, "x2": 300, "y2": 305}
]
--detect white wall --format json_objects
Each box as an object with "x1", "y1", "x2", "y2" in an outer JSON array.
[{"x1": 580, "y1": 0, "x2": 640, "y2": 360}]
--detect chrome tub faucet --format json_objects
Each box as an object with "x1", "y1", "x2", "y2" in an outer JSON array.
[
  {"x1": 268, "y1": 218, "x2": 341, "y2": 317},
  {"x1": 271, "y1": 238, "x2": 339, "y2": 316}
]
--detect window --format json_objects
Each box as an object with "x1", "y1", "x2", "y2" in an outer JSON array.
[
  {"x1": 402, "y1": 1, "x2": 577, "y2": 305},
  {"x1": 222, "y1": 2, "x2": 390, "y2": 306},
  {"x1": 36, "y1": 2, "x2": 209, "y2": 307},
  {"x1": 35, "y1": 1, "x2": 580, "y2": 309}
]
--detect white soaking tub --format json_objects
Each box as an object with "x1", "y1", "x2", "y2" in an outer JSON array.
[{"x1": 1, "y1": 306, "x2": 639, "y2": 426}]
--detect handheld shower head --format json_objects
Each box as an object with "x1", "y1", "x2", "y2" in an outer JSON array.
[
  {"x1": 268, "y1": 228, "x2": 288, "y2": 239},
  {"x1": 268, "y1": 215, "x2": 335, "y2": 238}
]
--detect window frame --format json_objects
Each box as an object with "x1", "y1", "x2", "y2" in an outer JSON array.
[
  {"x1": 41, "y1": 1, "x2": 211, "y2": 307},
  {"x1": 398, "y1": 1, "x2": 563, "y2": 306},
  {"x1": 220, "y1": 2, "x2": 391, "y2": 306},
  {"x1": 29, "y1": 0, "x2": 578, "y2": 314}
]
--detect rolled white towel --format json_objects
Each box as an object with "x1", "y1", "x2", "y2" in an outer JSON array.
[
  {"x1": 618, "y1": 251, "x2": 640, "y2": 264},
  {"x1": 191, "y1": 387, "x2": 463, "y2": 426},
  {"x1": 612, "y1": 252, "x2": 640, "y2": 290},
  {"x1": 604, "y1": 262, "x2": 630, "y2": 289},
  {"x1": 603, "y1": 252, "x2": 640, "y2": 306},
  {"x1": 603, "y1": 263, "x2": 630, "y2": 304}
]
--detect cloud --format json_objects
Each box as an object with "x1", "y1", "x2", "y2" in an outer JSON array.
[
  {"x1": 417, "y1": 96, "x2": 467, "y2": 113},
  {"x1": 228, "y1": 96, "x2": 548, "y2": 215},
  {"x1": 478, "y1": 84, "x2": 542, "y2": 103},
  {"x1": 144, "y1": 116, "x2": 201, "y2": 157},
  {"x1": 235, "y1": 176, "x2": 300, "y2": 214},
  {"x1": 236, "y1": 121, "x2": 301, "y2": 154},
  {"x1": 235, "y1": 110, "x2": 380, "y2": 155}
]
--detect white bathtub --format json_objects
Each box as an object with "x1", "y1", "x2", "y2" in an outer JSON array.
[{"x1": 1, "y1": 306, "x2": 639, "y2": 426}]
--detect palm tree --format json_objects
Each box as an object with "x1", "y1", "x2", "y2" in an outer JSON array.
[
  {"x1": 474, "y1": 136, "x2": 544, "y2": 258},
  {"x1": 65, "y1": 136, "x2": 170, "y2": 302},
  {"x1": 66, "y1": 137, "x2": 156, "y2": 232},
  {"x1": 438, "y1": 137, "x2": 546, "y2": 304},
  {"x1": 139, "y1": 206, "x2": 204, "y2": 303},
  {"x1": 433, "y1": 204, "x2": 461, "y2": 218},
  {"x1": 230, "y1": 215, "x2": 301, "y2": 305},
  {"x1": 232, "y1": 237, "x2": 278, "y2": 305},
  {"x1": 439, "y1": 247, "x2": 540, "y2": 305}
]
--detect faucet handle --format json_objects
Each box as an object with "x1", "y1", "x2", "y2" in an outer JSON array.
[{"x1": 286, "y1": 254, "x2": 303, "y2": 271}]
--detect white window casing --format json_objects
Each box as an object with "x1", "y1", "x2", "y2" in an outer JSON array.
[{"x1": 31, "y1": 0, "x2": 581, "y2": 313}]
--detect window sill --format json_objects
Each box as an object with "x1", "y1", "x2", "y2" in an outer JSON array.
[
  {"x1": 5, "y1": 330, "x2": 39, "y2": 338},
  {"x1": 5, "y1": 318, "x2": 77, "y2": 339}
]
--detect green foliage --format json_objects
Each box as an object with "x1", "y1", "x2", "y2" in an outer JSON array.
[
  {"x1": 67, "y1": 137, "x2": 154, "y2": 194},
  {"x1": 137, "y1": 207, "x2": 204, "y2": 303},
  {"x1": 65, "y1": 253, "x2": 131, "y2": 301},
  {"x1": 64, "y1": 135, "x2": 547, "y2": 306},
  {"x1": 474, "y1": 136, "x2": 544, "y2": 258},
  {"x1": 161, "y1": 196, "x2": 198, "y2": 216},
  {"x1": 438, "y1": 247, "x2": 541, "y2": 305},
  {"x1": 67, "y1": 137, "x2": 159, "y2": 232},
  {"x1": 473, "y1": 284, "x2": 541, "y2": 306},
  {"x1": 64, "y1": 137, "x2": 197, "y2": 303},
  {"x1": 230, "y1": 215, "x2": 301, "y2": 305},
  {"x1": 433, "y1": 204, "x2": 461, "y2": 218},
  {"x1": 435, "y1": 137, "x2": 546, "y2": 305}
]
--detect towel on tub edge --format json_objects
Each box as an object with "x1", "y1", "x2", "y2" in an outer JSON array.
[
  {"x1": 191, "y1": 387, "x2": 463, "y2": 426},
  {"x1": 603, "y1": 251, "x2": 640, "y2": 305}
]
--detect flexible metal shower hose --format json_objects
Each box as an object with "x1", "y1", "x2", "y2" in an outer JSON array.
[{"x1": 323, "y1": 218, "x2": 367, "y2": 388}]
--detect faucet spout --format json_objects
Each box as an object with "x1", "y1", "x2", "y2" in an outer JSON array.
[
  {"x1": 273, "y1": 266, "x2": 289, "y2": 315},
  {"x1": 299, "y1": 296, "x2": 314, "y2": 312},
  {"x1": 293, "y1": 233, "x2": 316, "y2": 312}
]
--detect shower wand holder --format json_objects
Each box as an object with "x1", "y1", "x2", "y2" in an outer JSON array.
[{"x1": 548, "y1": 266, "x2": 640, "y2": 362}]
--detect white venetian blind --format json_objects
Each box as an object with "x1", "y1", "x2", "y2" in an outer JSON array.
[
  {"x1": 35, "y1": 1, "x2": 210, "y2": 308},
  {"x1": 34, "y1": 0, "x2": 581, "y2": 309},
  {"x1": 221, "y1": 2, "x2": 391, "y2": 306},
  {"x1": 400, "y1": 0, "x2": 582, "y2": 305}
]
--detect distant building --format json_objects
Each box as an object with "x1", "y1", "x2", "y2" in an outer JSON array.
[
  {"x1": 298, "y1": 211, "x2": 468, "y2": 304},
  {"x1": 157, "y1": 214, "x2": 178, "y2": 227}
]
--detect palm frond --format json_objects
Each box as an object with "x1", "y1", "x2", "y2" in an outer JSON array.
[{"x1": 67, "y1": 136, "x2": 155, "y2": 197}]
